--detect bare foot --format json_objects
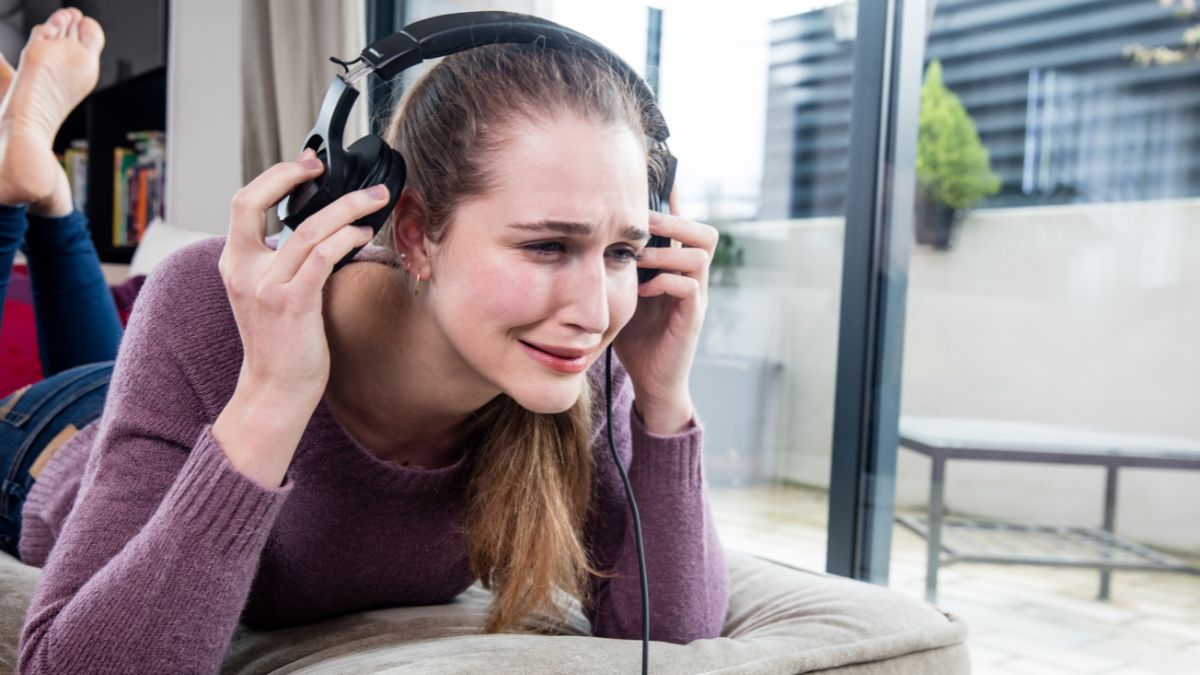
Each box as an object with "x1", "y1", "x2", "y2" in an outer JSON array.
[
  {"x1": 0, "y1": 54, "x2": 13, "y2": 104},
  {"x1": 0, "y1": 8, "x2": 104, "y2": 209}
]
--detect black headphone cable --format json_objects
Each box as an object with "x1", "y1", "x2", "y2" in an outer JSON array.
[{"x1": 604, "y1": 345, "x2": 650, "y2": 674}]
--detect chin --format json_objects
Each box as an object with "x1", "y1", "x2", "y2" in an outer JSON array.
[{"x1": 507, "y1": 378, "x2": 585, "y2": 414}]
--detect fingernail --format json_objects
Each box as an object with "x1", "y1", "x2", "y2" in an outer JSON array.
[
  {"x1": 366, "y1": 184, "x2": 388, "y2": 200},
  {"x1": 296, "y1": 148, "x2": 315, "y2": 161},
  {"x1": 356, "y1": 226, "x2": 374, "y2": 238},
  {"x1": 649, "y1": 210, "x2": 664, "y2": 224}
]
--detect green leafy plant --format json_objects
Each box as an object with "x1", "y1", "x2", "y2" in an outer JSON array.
[
  {"x1": 916, "y1": 60, "x2": 1000, "y2": 210},
  {"x1": 712, "y1": 228, "x2": 744, "y2": 270},
  {"x1": 703, "y1": 185, "x2": 746, "y2": 286}
]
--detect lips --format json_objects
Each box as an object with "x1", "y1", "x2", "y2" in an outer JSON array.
[
  {"x1": 519, "y1": 340, "x2": 597, "y2": 374},
  {"x1": 520, "y1": 341, "x2": 596, "y2": 359}
]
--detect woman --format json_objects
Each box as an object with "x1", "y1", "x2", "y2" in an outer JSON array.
[{"x1": 11, "y1": 10, "x2": 728, "y2": 674}]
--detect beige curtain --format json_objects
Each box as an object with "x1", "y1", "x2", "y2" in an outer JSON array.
[{"x1": 242, "y1": 0, "x2": 367, "y2": 234}]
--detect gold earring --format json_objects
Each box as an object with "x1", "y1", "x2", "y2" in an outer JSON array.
[{"x1": 414, "y1": 272, "x2": 422, "y2": 296}]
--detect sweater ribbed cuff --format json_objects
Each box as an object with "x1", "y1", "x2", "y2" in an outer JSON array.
[
  {"x1": 628, "y1": 404, "x2": 705, "y2": 490},
  {"x1": 153, "y1": 425, "x2": 292, "y2": 558}
]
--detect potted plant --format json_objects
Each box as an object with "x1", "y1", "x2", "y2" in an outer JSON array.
[
  {"x1": 915, "y1": 60, "x2": 1000, "y2": 250},
  {"x1": 710, "y1": 227, "x2": 745, "y2": 286}
]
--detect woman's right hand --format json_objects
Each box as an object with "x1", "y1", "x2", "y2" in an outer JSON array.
[{"x1": 212, "y1": 149, "x2": 388, "y2": 487}]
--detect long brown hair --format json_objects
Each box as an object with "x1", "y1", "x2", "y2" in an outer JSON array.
[{"x1": 375, "y1": 43, "x2": 666, "y2": 634}]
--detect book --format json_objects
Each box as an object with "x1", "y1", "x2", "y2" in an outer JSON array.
[
  {"x1": 60, "y1": 139, "x2": 88, "y2": 213},
  {"x1": 111, "y1": 131, "x2": 166, "y2": 248},
  {"x1": 113, "y1": 147, "x2": 133, "y2": 246}
]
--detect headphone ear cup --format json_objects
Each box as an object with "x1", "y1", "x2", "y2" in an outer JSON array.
[
  {"x1": 326, "y1": 137, "x2": 407, "y2": 275},
  {"x1": 345, "y1": 135, "x2": 406, "y2": 234}
]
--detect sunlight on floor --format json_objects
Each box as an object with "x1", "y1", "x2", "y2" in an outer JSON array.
[{"x1": 709, "y1": 482, "x2": 1200, "y2": 675}]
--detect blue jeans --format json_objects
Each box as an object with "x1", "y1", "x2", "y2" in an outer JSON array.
[
  {"x1": 0, "y1": 204, "x2": 121, "y2": 560},
  {"x1": 0, "y1": 203, "x2": 123, "y2": 374},
  {"x1": 0, "y1": 362, "x2": 114, "y2": 559}
]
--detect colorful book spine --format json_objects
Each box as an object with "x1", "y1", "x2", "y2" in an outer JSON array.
[
  {"x1": 112, "y1": 130, "x2": 166, "y2": 248},
  {"x1": 113, "y1": 147, "x2": 130, "y2": 247},
  {"x1": 63, "y1": 140, "x2": 88, "y2": 213}
]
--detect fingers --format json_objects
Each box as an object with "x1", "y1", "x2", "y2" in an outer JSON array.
[
  {"x1": 266, "y1": 183, "x2": 389, "y2": 286},
  {"x1": 640, "y1": 211, "x2": 718, "y2": 286},
  {"x1": 226, "y1": 149, "x2": 323, "y2": 255},
  {"x1": 637, "y1": 210, "x2": 717, "y2": 301},
  {"x1": 636, "y1": 246, "x2": 710, "y2": 278},
  {"x1": 288, "y1": 222, "x2": 376, "y2": 297},
  {"x1": 637, "y1": 269, "x2": 702, "y2": 301},
  {"x1": 647, "y1": 210, "x2": 719, "y2": 255}
]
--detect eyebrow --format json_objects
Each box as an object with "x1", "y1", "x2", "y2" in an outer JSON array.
[{"x1": 507, "y1": 220, "x2": 650, "y2": 242}]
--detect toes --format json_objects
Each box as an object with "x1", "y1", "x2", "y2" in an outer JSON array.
[
  {"x1": 66, "y1": 10, "x2": 81, "y2": 40},
  {"x1": 32, "y1": 22, "x2": 57, "y2": 41},
  {"x1": 78, "y1": 17, "x2": 105, "y2": 52},
  {"x1": 47, "y1": 8, "x2": 71, "y2": 33},
  {"x1": 35, "y1": 10, "x2": 70, "y2": 41}
]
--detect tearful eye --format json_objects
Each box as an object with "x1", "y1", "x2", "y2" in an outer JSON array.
[
  {"x1": 608, "y1": 247, "x2": 640, "y2": 264},
  {"x1": 521, "y1": 241, "x2": 641, "y2": 266},
  {"x1": 523, "y1": 241, "x2": 567, "y2": 257}
]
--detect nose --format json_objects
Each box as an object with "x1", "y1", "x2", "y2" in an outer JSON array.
[{"x1": 558, "y1": 255, "x2": 609, "y2": 335}]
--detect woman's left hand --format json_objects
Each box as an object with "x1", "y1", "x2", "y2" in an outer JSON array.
[{"x1": 614, "y1": 193, "x2": 719, "y2": 435}]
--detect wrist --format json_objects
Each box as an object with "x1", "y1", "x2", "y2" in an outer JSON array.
[
  {"x1": 633, "y1": 394, "x2": 695, "y2": 435},
  {"x1": 214, "y1": 383, "x2": 315, "y2": 488}
]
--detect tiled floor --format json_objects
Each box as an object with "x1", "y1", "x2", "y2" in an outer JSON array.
[{"x1": 709, "y1": 482, "x2": 1200, "y2": 674}]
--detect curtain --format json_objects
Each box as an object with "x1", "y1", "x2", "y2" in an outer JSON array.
[{"x1": 242, "y1": 0, "x2": 367, "y2": 234}]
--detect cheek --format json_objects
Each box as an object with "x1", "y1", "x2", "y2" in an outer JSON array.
[
  {"x1": 609, "y1": 275, "x2": 639, "y2": 332},
  {"x1": 449, "y1": 257, "x2": 554, "y2": 330}
]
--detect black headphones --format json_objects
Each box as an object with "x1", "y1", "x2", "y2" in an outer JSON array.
[{"x1": 276, "y1": 10, "x2": 677, "y2": 283}]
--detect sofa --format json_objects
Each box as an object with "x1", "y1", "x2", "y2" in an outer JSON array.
[{"x1": 0, "y1": 547, "x2": 969, "y2": 674}]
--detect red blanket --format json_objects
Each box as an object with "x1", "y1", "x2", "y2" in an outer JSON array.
[{"x1": 0, "y1": 264, "x2": 145, "y2": 395}]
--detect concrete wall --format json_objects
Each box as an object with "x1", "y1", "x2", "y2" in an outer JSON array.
[{"x1": 705, "y1": 199, "x2": 1200, "y2": 554}]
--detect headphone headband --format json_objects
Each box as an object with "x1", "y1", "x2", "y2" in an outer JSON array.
[{"x1": 344, "y1": 11, "x2": 669, "y2": 143}]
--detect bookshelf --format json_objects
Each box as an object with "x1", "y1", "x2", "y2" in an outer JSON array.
[{"x1": 54, "y1": 66, "x2": 166, "y2": 265}]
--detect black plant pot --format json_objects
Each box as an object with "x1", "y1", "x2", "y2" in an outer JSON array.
[{"x1": 914, "y1": 186, "x2": 958, "y2": 250}]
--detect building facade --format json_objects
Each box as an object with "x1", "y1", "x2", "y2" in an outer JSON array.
[{"x1": 762, "y1": 0, "x2": 1200, "y2": 219}]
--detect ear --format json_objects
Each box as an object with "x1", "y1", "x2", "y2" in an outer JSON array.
[{"x1": 392, "y1": 186, "x2": 434, "y2": 278}]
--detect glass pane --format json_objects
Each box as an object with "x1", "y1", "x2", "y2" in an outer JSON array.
[
  {"x1": 401, "y1": 0, "x2": 844, "y2": 572},
  {"x1": 879, "y1": 0, "x2": 1200, "y2": 672},
  {"x1": 631, "y1": 1, "x2": 849, "y2": 573}
]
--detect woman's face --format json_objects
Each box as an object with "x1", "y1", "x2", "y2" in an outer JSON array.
[{"x1": 427, "y1": 113, "x2": 650, "y2": 414}]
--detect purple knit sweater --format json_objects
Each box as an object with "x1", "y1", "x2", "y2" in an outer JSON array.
[{"x1": 16, "y1": 237, "x2": 728, "y2": 674}]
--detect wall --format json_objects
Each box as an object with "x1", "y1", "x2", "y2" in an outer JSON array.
[{"x1": 165, "y1": 0, "x2": 243, "y2": 235}]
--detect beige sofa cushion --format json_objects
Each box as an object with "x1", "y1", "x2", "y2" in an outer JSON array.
[{"x1": 0, "y1": 549, "x2": 968, "y2": 674}]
